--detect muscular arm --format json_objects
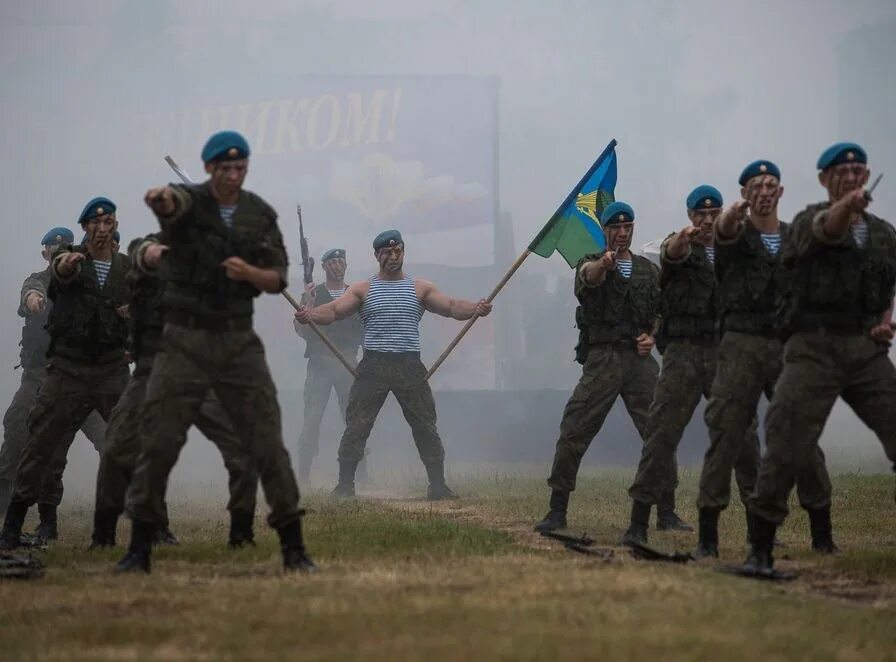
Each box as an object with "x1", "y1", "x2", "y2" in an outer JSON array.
[
  {"x1": 417, "y1": 279, "x2": 478, "y2": 320},
  {"x1": 306, "y1": 282, "x2": 365, "y2": 325}
]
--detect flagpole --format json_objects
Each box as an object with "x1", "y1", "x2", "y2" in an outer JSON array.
[{"x1": 425, "y1": 249, "x2": 531, "y2": 380}]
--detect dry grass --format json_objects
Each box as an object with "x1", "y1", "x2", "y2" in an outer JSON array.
[{"x1": 1, "y1": 471, "x2": 894, "y2": 661}]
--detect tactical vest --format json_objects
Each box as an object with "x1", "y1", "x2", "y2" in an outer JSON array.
[
  {"x1": 18, "y1": 269, "x2": 52, "y2": 369},
  {"x1": 128, "y1": 260, "x2": 166, "y2": 359},
  {"x1": 163, "y1": 183, "x2": 285, "y2": 318},
  {"x1": 303, "y1": 283, "x2": 362, "y2": 358},
  {"x1": 46, "y1": 248, "x2": 131, "y2": 363},
  {"x1": 658, "y1": 240, "x2": 718, "y2": 341},
  {"x1": 574, "y1": 253, "x2": 660, "y2": 362},
  {"x1": 783, "y1": 203, "x2": 896, "y2": 332},
  {"x1": 715, "y1": 220, "x2": 790, "y2": 334}
]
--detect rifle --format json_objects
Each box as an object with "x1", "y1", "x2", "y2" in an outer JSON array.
[
  {"x1": 161, "y1": 155, "x2": 358, "y2": 378},
  {"x1": 297, "y1": 205, "x2": 314, "y2": 285}
]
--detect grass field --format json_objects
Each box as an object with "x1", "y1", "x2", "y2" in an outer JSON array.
[{"x1": 1, "y1": 470, "x2": 894, "y2": 661}]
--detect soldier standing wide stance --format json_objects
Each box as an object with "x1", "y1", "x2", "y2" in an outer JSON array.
[
  {"x1": 119, "y1": 131, "x2": 316, "y2": 574},
  {"x1": 621, "y1": 186, "x2": 761, "y2": 546},
  {"x1": 91, "y1": 234, "x2": 259, "y2": 550},
  {"x1": 0, "y1": 199, "x2": 131, "y2": 549},
  {"x1": 0, "y1": 227, "x2": 108, "y2": 541},
  {"x1": 746, "y1": 143, "x2": 896, "y2": 575},
  {"x1": 696, "y1": 160, "x2": 834, "y2": 560},
  {"x1": 293, "y1": 248, "x2": 363, "y2": 484},
  {"x1": 294, "y1": 229, "x2": 492, "y2": 500},
  {"x1": 535, "y1": 202, "x2": 669, "y2": 532}
]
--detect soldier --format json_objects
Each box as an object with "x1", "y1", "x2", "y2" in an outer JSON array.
[
  {"x1": 0, "y1": 228, "x2": 108, "y2": 541},
  {"x1": 119, "y1": 130, "x2": 316, "y2": 573},
  {"x1": 91, "y1": 234, "x2": 258, "y2": 550},
  {"x1": 696, "y1": 160, "x2": 834, "y2": 560},
  {"x1": 534, "y1": 202, "x2": 663, "y2": 532},
  {"x1": 746, "y1": 143, "x2": 896, "y2": 575},
  {"x1": 621, "y1": 186, "x2": 761, "y2": 546},
  {"x1": 294, "y1": 229, "x2": 492, "y2": 499},
  {"x1": 0, "y1": 199, "x2": 131, "y2": 549},
  {"x1": 292, "y1": 248, "x2": 363, "y2": 484}
]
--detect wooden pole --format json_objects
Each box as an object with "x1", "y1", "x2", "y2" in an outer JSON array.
[
  {"x1": 425, "y1": 250, "x2": 532, "y2": 380},
  {"x1": 281, "y1": 290, "x2": 359, "y2": 379}
]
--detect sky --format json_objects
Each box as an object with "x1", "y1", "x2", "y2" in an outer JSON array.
[{"x1": 1, "y1": 0, "x2": 895, "y2": 487}]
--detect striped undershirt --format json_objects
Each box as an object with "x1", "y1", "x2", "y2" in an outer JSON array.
[
  {"x1": 852, "y1": 220, "x2": 869, "y2": 247},
  {"x1": 93, "y1": 260, "x2": 111, "y2": 287},
  {"x1": 220, "y1": 204, "x2": 237, "y2": 229},
  {"x1": 615, "y1": 259, "x2": 633, "y2": 278},
  {"x1": 360, "y1": 275, "x2": 424, "y2": 352},
  {"x1": 327, "y1": 286, "x2": 347, "y2": 299},
  {"x1": 760, "y1": 232, "x2": 781, "y2": 256},
  {"x1": 704, "y1": 246, "x2": 715, "y2": 264}
]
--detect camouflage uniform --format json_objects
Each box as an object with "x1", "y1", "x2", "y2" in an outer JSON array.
[
  {"x1": 628, "y1": 240, "x2": 760, "y2": 510},
  {"x1": 0, "y1": 247, "x2": 131, "y2": 547},
  {"x1": 751, "y1": 204, "x2": 896, "y2": 526},
  {"x1": 546, "y1": 252, "x2": 661, "y2": 496},
  {"x1": 124, "y1": 183, "x2": 301, "y2": 536},
  {"x1": 694, "y1": 217, "x2": 834, "y2": 559},
  {"x1": 337, "y1": 350, "x2": 442, "y2": 467},
  {"x1": 699, "y1": 220, "x2": 832, "y2": 514},
  {"x1": 297, "y1": 283, "x2": 361, "y2": 479},
  {"x1": 93, "y1": 237, "x2": 257, "y2": 546},
  {"x1": 0, "y1": 268, "x2": 107, "y2": 515}
]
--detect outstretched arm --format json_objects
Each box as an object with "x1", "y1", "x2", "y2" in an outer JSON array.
[
  {"x1": 295, "y1": 282, "x2": 365, "y2": 326},
  {"x1": 417, "y1": 279, "x2": 492, "y2": 320}
]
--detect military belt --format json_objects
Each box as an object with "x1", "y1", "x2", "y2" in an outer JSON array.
[
  {"x1": 794, "y1": 312, "x2": 871, "y2": 335},
  {"x1": 166, "y1": 310, "x2": 253, "y2": 332},
  {"x1": 362, "y1": 349, "x2": 421, "y2": 360}
]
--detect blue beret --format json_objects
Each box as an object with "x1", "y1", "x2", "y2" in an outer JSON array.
[
  {"x1": 686, "y1": 185, "x2": 723, "y2": 211},
  {"x1": 373, "y1": 230, "x2": 404, "y2": 251},
  {"x1": 322, "y1": 248, "x2": 346, "y2": 262},
  {"x1": 817, "y1": 142, "x2": 867, "y2": 170},
  {"x1": 201, "y1": 130, "x2": 251, "y2": 163},
  {"x1": 41, "y1": 227, "x2": 74, "y2": 246},
  {"x1": 600, "y1": 201, "x2": 635, "y2": 226},
  {"x1": 78, "y1": 197, "x2": 116, "y2": 224},
  {"x1": 738, "y1": 160, "x2": 781, "y2": 186}
]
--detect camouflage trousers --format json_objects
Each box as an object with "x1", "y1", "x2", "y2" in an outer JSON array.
[
  {"x1": 0, "y1": 367, "x2": 107, "y2": 511},
  {"x1": 299, "y1": 356, "x2": 353, "y2": 461},
  {"x1": 8, "y1": 358, "x2": 127, "y2": 507},
  {"x1": 126, "y1": 324, "x2": 299, "y2": 530},
  {"x1": 751, "y1": 332, "x2": 896, "y2": 524},
  {"x1": 628, "y1": 340, "x2": 760, "y2": 505},
  {"x1": 699, "y1": 331, "x2": 832, "y2": 511},
  {"x1": 337, "y1": 351, "x2": 444, "y2": 466},
  {"x1": 96, "y1": 356, "x2": 257, "y2": 520},
  {"x1": 548, "y1": 344, "x2": 659, "y2": 493}
]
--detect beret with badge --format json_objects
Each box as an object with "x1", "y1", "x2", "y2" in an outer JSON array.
[
  {"x1": 78, "y1": 197, "x2": 116, "y2": 225},
  {"x1": 373, "y1": 229, "x2": 404, "y2": 251},
  {"x1": 816, "y1": 142, "x2": 867, "y2": 171},
  {"x1": 321, "y1": 248, "x2": 346, "y2": 262},
  {"x1": 686, "y1": 185, "x2": 723, "y2": 210},
  {"x1": 41, "y1": 226, "x2": 74, "y2": 246},
  {"x1": 600, "y1": 201, "x2": 635, "y2": 226},
  {"x1": 201, "y1": 130, "x2": 251, "y2": 163},
  {"x1": 738, "y1": 160, "x2": 781, "y2": 186}
]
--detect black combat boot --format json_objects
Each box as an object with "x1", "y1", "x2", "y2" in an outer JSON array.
[
  {"x1": 356, "y1": 450, "x2": 371, "y2": 488},
  {"x1": 656, "y1": 490, "x2": 694, "y2": 531},
  {"x1": 425, "y1": 461, "x2": 459, "y2": 500},
  {"x1": 808, "y1": 506, "x2": 840, "y2": 554},
  {"x1": 228, "y1": 509, "x2": 256, "y2": 548},
  {"x1": 89, "y1": 509, "x2": 118, "y2": 550},
  {"x1": 0, "y1": 500, "x2": 28, "y2": 550},
  {"x1": 619, "y1": 499, "x2": 651, "y2": 546},
  {"x1": 693, "y1": 507, "x2": 720, "y2": 559},
  {"x1": 278, "y1": 517, "x2": 319, "y2": 573},
  {"x1": 742, "y1": 513, "x2": 777, "y2": 576},
  {"x1": 35, "y1": 504, "x2": 58, "y2": 543},
  {"x1": 533, "y1": 490, "x2": 569, "y2": 532},
  {"x1": 114, "y1": 520, "x2": 154, "y2": 574},
  {"x1": 331, "y1": 460, "x2": 358, "y2": 498}
]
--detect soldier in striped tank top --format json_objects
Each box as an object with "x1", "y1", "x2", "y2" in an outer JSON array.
[{"x1": 294, "y1": 229, "x2": 492, "y2": 500}]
